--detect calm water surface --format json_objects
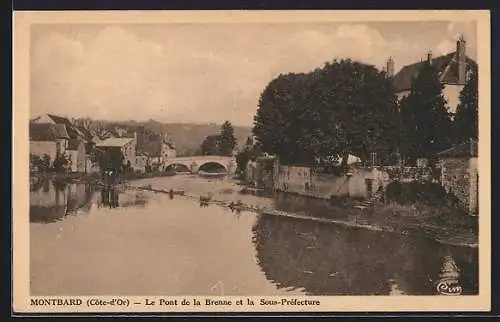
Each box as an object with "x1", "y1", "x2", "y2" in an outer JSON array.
[{"x1": 29, "y1": 175, "x2": 478, "y2": 296}]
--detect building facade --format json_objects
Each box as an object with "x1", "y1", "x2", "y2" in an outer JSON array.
[
  {"x1": 29, "y1": 123, "x2": 70, "y2": 168},
  {"x1": 437, "y1": 139, "x2": 478, "y2": 215},
  {"x1": 388, "y1": 35, "x2": 477, "y2": 116},
  {"x1": 96, "y1": 137, "x2": 137, "y2": 169}
]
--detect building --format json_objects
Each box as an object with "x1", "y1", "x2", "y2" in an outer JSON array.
[
  {"x1": 29, "y1": 123, "x2": 70, "y2": 168},
  {"x1": 32, "y1": 114, "x2": 86, "y2": 140},
  {"x1": 31, "y1": 113, "x2": 93, "y2": 172},
  {"x1": 136, "y1": 133, "x2": 176, "y2": 169},
  {"x1": 437, "y1": 139, "x2": 478, "y2": 215},
  {"x1": 66, "y1": 139, "x2": 87, "y2": 173},
  {"x1": 98, "y1": 126, "x2": 129, "y2": 141},
  {"x1": 388, "y1": 35, "x2": 477, "y2": 115},
  {"x1": 134, "y1": 152, "x2": 149, "y2": 173},
  {"x1": 162, "y1": 140, "x2": 177, "y2": 160},
  {"x1": 96, "y1": 137, "x2": 137, "y2": 170}
]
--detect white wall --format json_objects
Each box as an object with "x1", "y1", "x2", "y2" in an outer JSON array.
[
  {"x1": 443, "y1": 84, "x2": 465, "y2": 115},
  {"x1": 30, "y1": 141, "x2": 57, "y2": 165}
]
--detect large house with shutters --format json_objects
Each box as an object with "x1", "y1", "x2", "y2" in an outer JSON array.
[
  {"x1": 386, "y1": 35, "x2": 477, "y2": 116},
  {"x1": 30, "y1": 113, "x2": 92, "y2": 172},
  {"x1": 29, "y1": 123, "x2": 70, "y2": 169}
]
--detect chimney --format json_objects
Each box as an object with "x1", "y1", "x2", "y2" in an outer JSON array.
[
  {"x1": 456, "y1": 35, "x2": 467, "y2": 84},
  {"x1": 386, "y1": 57, "x2": 395, "y2": 77},
  {"x1": 427, "y1": 50, "x2": 433, "y2": 64}
]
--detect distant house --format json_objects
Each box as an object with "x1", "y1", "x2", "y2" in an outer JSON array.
[
  {"x1": 136, "y1": 133, "x2": 176, "y2": 167},
  {"x1": 31, "y1": 113, "x2": 93, "y2": 172},
  {"x1": 96, "y1": 137, "x2": 136, "y2": 170},
  {"x1": 66, "y1": 139, "x2": 87, "y2": 173},
  {"x1": 98, "y1": 126, "x2": 130, "y2": 141},
  {"x1": 135, "y1": 152, "x2": 149, "y2": 173},
  {"x1": 163, "y1": 140, "x2": 177, "y2": 160},
  {"x1": 29, "y1": 123, "x2": 70, "y2": 168},
  {"x1": 387, "y1": 35, "x2": 477, "y2": 116},
  {"x1": 437, "y1": 139, "x2": 478, "y2": 215}
]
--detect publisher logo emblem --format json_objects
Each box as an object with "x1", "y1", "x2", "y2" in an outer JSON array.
[{"x1": 436, "y1": 279, "x2": 463, "y2": 296}]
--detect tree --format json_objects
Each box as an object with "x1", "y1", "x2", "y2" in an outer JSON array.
[
  {"x1": 253, "y1": 59, "x2": 401, "y2": 167},
  {"x1": 399, "y1": 61, "x2": 454, "y2": 164},
  {"x1": 235, "y1": 137, "x2": 263, "y2": 175},
  {"x1": 454, "y1": 66, "x2": 478, "y2": 143},
  {"x1": 219, "y1": 121, "x2": 237, "y2": 156},
  {"x1": 200, "y1": 135, "x2": 221, "y2": 155},
  {"x1": 52, "y1": 153, "x2": 70, "y2": 172}
]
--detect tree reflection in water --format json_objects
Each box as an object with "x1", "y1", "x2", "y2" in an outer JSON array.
[
  {"x1": 30, "y1": 178, "x2": 94, "y2": 223},
  {"x1": 100, "y1": 188, "x2": 120, "y2": 208},
  {"x1": 251, "y1": 215, "x2": 478, "y2": 296},
  {"x1": 98, "y1": 187, "x2": 150, "y2": 209}
]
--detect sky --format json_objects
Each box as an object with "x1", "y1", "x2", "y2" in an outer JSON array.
[{"x1": 30, "y1": 20, "x2": 477, "y2": 127}]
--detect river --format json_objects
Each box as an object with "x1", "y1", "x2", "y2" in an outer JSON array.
[{"x1": 29, "y1": 174, "x2": 478, "y2": 296}]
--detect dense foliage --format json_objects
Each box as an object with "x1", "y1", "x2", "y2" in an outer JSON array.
[
  {"x1": 219, "y1": 121, "x2": 237, "y2": 156},
  {"x1": 385, "y1": 181, "x2": 458, "y2": 206},
  {"x1": 454, "y1": 66, "x2": 478, "y2": 143},
  {"x1": 200, "y1": 121, "x2": 237, "y2": 156},
  {"x1": 399, "y1": 62, "x2": 454, "y2": 164},
  {"x1": 253, "y1": 59, "x2": 401, "y2": 166},
  {"x1": 200, "y1": 135, "x2": 221, "y2": 156},
  {"x1": 235, "y1": 136, "x2": 263, "y2": 174}
]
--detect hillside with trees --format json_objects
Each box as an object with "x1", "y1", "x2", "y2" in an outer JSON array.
[{"x1": 73, "y1": 118, "x2": 252, "y2": 156}]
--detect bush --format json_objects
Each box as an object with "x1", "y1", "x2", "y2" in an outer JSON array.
[
  {"x1": 385, "y1": 181, "x2": 451, "y2": 206},
  {"x1": 52, "y1": 154, "x2": 69, "y2": 172},
  {"x1": 30, "y1": 154, "x2": 51, "y2": 172}
]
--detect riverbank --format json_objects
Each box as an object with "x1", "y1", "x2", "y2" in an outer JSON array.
[
  {"x1": 31, "y1": 172, "x2": 478, "y2": 248},
  {"x1": 127, "y1": 178, "x2": 478, "y2": 249},
  {"x1": 30, "y1": 170, "x2": 177, "y2": 185}
]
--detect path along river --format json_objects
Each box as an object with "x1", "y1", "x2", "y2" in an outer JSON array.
[{"x1": 29, "y1": 174, "x2": 478, "y2": 296}]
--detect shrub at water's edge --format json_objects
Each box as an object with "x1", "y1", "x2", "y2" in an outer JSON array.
[{"x1": 381, "y1": 181, "x2": 477, "y2": 234}]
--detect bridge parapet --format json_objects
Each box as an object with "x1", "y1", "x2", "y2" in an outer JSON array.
[{"x1": 164, "y1": 155, "x2": 237, "y2": 174}]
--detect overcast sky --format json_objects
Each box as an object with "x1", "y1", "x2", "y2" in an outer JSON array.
[{"x1": 30, "y1": 20, "x2": 477, "y2": 126}]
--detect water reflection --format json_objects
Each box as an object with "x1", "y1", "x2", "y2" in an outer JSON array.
[
  {"x1": 251, "y1": 215, "x2": 478, "y2": 295},
  {"x1": 100, "y1": 189, "x2": 120, "y2": 208},
  {"x1": 273, "y1": 192, "x2": 351, "y2": 220},
  {"x1": 30, "y1": 179, "x2": 150, "y2": 223},
  {"x1": 29, "y1": 178, "x2": 94, "y2": 223}
]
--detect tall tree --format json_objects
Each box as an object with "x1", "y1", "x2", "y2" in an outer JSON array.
[
  {"x1": 454, "y1": 66, "x2": 478, "y2": 143},
  {"x1": 253, "y1": 59, "x2": 400, "y2": 166},
  {"x1": 200, "y1": 135, "x2": 221, "y2": 155},
  {"x1": 399, "y1": 62, "x2": 454, "y2": 164},
  {"x1": 219, "y1": 121, "x2": 237, "y2": 156}
]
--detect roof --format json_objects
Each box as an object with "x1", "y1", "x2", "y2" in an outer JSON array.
[
  {"x1": 29, "y1": 123, "x2": 69, "y2": 141},
  {"x1": 45, "y1": 114, "x2": 84, "y2": 139},
  {"x1": 99, "y1": 128, "x2": 121, "y2": 140},
  {"x1": 391, "y1": 52, "x2": 477, "y2": 92},
  {"x1": 437, "y1": 140, "x2": 478, "y2": 158},
  {"x1": 96, "y1": 137, "x2": 134, "y2": 147}
]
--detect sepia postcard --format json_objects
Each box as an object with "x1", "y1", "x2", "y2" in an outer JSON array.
[{"x1": 12, "y1": 10, "x2": 491, "y2": 314}]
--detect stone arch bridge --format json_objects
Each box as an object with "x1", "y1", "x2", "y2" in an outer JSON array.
[{"x1": 164, "y1": 156, "x2": 237, "y2": 174}]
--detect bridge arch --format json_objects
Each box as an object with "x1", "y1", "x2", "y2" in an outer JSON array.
[
  {"x1": 164, "y1": 163, "x2": 191, "y2": 173},
  {"x1": 198, "y1": 161, "x2": 228, "y2": 173}
]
